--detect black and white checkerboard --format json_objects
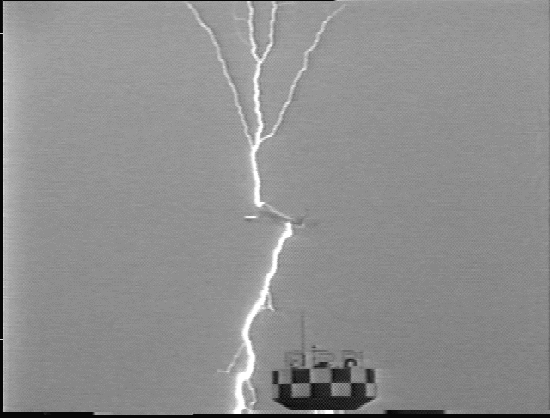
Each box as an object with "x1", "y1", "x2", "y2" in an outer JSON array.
[{"x1": 272, "y1": 367, "x2": 376, "y2": 410}]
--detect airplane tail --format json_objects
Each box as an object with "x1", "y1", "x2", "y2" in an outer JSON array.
[{"x1": 295, "y1": 208, "x2": 314, "y2": 227}]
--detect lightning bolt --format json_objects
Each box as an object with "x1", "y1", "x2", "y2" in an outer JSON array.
[{"x1": 185, "y1": 2, "x2": 345, "y2": 413}]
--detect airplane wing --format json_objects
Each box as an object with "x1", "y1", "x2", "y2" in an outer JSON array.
[{"x1": 261, "y1": 203, "x2": 292, "y2": 221}]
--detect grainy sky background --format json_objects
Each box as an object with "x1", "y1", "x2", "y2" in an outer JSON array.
[{"x1": 4, "y1": 0, "x2": 549, "y2": 414}]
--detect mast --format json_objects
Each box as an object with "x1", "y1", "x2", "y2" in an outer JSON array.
[{"x1": 300, "y1": 311, "x2": 306, "y2": 366}]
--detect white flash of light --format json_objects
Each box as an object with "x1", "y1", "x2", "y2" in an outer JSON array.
[
  {"x1": 186, "y1": 1, "x2": 345, "y2": 413},
  {"x1": 234, "y1": 222, "x2": 293, "y2": 413}
]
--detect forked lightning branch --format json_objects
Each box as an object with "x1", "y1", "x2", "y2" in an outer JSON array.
[{"x1": 186, "y1": 2, "x2": 345, "y2": 413}]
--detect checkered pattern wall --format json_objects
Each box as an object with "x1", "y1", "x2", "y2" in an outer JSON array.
[{"x1": 272, "y1": 367, "x2": 376, "y2": 410}]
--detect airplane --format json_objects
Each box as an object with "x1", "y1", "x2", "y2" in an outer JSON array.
[{"x1": 244, "y1": 203, "x2": 311, "y2": 228}]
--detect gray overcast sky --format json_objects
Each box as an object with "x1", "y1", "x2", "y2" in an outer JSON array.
[{"x1": 4, "y1": 0, "x2": 549, "y2": 414}]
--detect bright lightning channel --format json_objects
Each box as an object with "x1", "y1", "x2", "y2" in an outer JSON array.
[{"x1": 186, "y1": 1, "x2": 345, "y2": 414}]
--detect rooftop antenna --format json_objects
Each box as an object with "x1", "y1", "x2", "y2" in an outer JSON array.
[{"x1": 300, "y1": 310, "x2": 306, "y2": 366}]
